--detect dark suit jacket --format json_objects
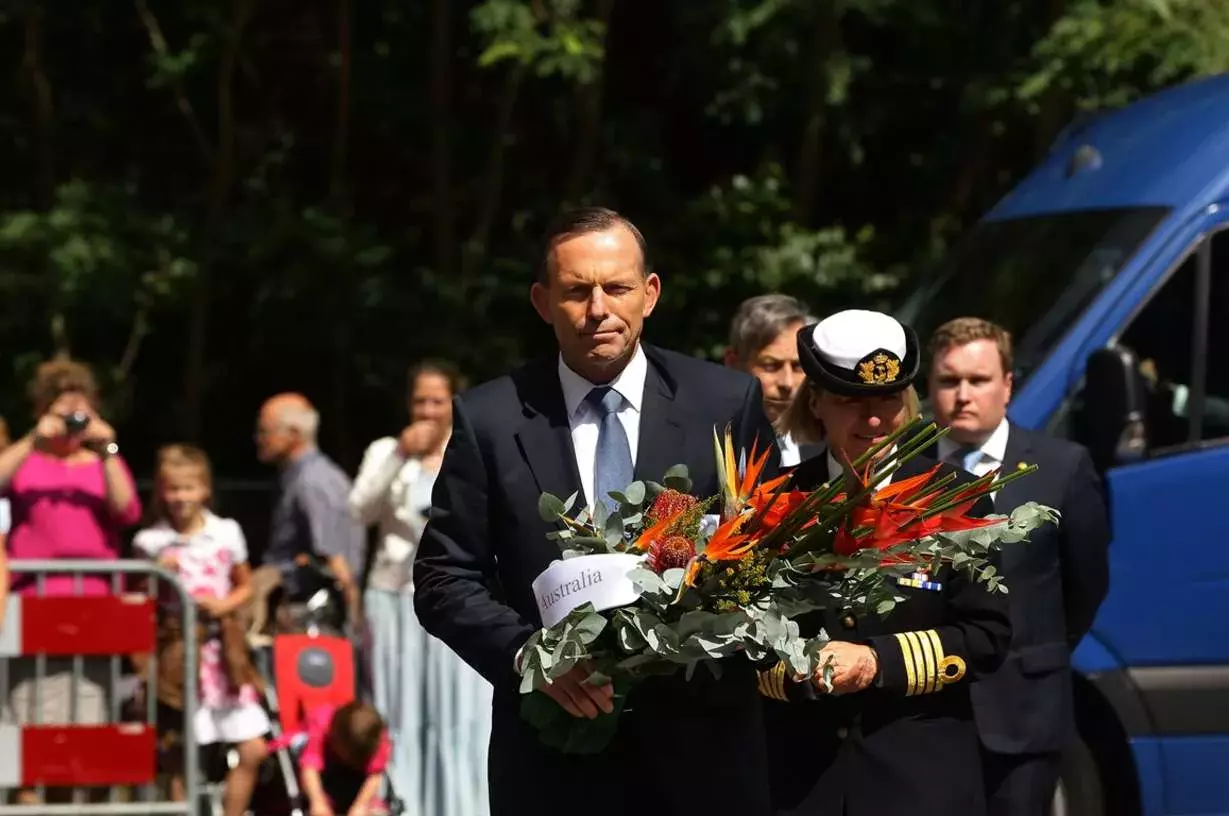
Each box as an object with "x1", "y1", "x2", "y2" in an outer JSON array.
[
  {"x1": 954, "y1": 424, "x2": 1111, "y2": 755},
  {"x1": 413, "y1": 344, "x2": 779, "y2": 816},
  {"x1": 761, "y1": 454, "x2": 1011, "y2": 816}
]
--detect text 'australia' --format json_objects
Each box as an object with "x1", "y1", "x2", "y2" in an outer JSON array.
[{"x1": 538, "y1": 569, "x2": 604, "y2": 611}]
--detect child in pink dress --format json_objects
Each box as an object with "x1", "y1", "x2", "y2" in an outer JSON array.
[
  {"x1": 133, "y1": 444, "x2": 270, "y2": 816},
  {"x1": 291, "y1": 701, "x2": 391, "y2": 816}
]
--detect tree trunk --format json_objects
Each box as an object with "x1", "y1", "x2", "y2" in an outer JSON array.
[
  {"x1": 1032, "y1": 0, "x2": 1072, "y2": 160},
  {"x1": 430, "y1": 0, "x2": 456, "y2": 279},
  {"x1": 21, "y1": 4, "x2": 66, "y2": 357},
  {"x1": 182, "y1": 0, "x2": 254, "y2": 441},
  {"x1": 331, "y1": 0, "x2": 352, "y2": 207},
  {"x1": 564, "y1": 0, "x2": 616, "y2": 204},
  {"x1": 134, "y1": 0, "x2": 215, "y2": 167},
  {"x1": 791, "y1": 0, "x2": 843, "y2": 226},
  {"x1": 330, "y1": 0, "x2": 353, "y2": 462},
  {"x1": 461, "y1": 63, "x2": 526, "y2": 286}
]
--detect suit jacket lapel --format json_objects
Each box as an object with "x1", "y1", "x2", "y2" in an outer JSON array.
[
  {"x1": 634, "y1": 352, "x2": 687, "y2": 485},
  {"x1": 994, "y1": 423, "x2": 1032, "y2": 513},
  {"x1": 514, "y1": 358, "x2": 586, "y2": 508}
]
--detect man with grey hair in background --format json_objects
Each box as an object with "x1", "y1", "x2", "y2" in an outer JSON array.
[
  {"x1": 252, "y1": 392, "x2": 365, "y2": 633},
  {"x1": 724, "y1": 294, "x2": 818, "y2": 466}
]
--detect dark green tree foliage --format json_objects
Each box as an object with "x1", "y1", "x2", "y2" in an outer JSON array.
[{"x1": 0, "y1": 0, "x2": 1224, "y2": 476}]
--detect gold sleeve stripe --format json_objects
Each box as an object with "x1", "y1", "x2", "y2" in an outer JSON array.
[
  {"x1": 903, "y1": 631, "x2": 927, "y2": 697},
  {"x1": 916, "y1": 629, "x2": 937, "y2": 695},
  {"x1": 890, "y1": 628, "x2": 970, "y2": 696},
  {"x1": 757, "y1": 664, "x2": 789, "y2": 701},
  {"x1": 894, "y1": 632, "x2": 918, "y2": 696},
  {"x1": 924, "y1": 628, "x2": 945, "y2": 689}
]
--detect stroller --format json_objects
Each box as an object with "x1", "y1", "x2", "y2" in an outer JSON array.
[{"x1": 237, "y1": 560, "x2": 403, "y2": 816}]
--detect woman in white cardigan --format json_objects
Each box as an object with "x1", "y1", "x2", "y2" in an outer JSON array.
[{"x1": 350, "y1": 360, "x2": 491, "y2": 816}]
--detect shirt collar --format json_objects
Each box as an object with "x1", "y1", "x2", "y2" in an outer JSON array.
[
  {"x1": 938, "y1": 417, "x2": 1010, "y2": 465},
  {"x1": 281, "y1": 448, "x2": 320, "y2": 486},
  {"x1": 150, "y1": 510, "x2": 223, "y2": 541},
  {"x1": 557, "y1": 344, "x2": 648, "y2": 420}
]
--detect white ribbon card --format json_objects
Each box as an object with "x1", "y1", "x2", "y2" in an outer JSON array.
[{"x1": 531, "y1": 553, "x2": 644, "y2": 628}]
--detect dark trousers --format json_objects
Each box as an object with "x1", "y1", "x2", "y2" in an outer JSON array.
[
  {"x1": 489, "y1": 668, "x2": 771, "y2": 816},
  {"x1": 982, "y1": 749, "x2": 1062, "y2": 816}
]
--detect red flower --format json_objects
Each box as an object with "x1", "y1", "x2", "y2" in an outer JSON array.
[
  {"x1": 832, "y1": 465, "x2": 1001, "y2": 561},
  {"x1": 646, "y1": 489, "x2": 699, "y2": 526},
  {"x1": 648, "y1": 534, "x2": 697, "y2": 574}
]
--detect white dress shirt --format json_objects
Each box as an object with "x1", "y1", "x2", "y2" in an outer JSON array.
[
  {"x1": 778, "y1": 433, "x2": 802, "y2": 468},
  {"x1": 937, "y1": 417, "x2": 1010, "y2": 478},
  {"x1": 349, "y1": 437, "x2": 441, "y2": 593},
  {"x1": 937, "y1": 417, "x2": 1010, "y2": 501},
  {"x1": 557, "y1": 345, "x2": 648, "y2": 512}
]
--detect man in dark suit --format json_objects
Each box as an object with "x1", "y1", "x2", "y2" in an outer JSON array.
[
  {"x1": 723, "y1": 294, "x2": 822, "y2": 466},
  {"x1": 927, "y1": 317, "x2": 1111, "y2": 816},
  {"x1": 413, "y1": 207, "x2": 779, "y2": 816}
]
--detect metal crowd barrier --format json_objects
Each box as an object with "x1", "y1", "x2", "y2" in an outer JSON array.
[{"x1": 0, "y1": 560, "x2": 198, "y2": 815}]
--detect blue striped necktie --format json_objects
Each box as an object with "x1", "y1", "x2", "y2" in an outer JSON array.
[{"x1": 586, "y1": 386, "x2": 633, "y2": 512}]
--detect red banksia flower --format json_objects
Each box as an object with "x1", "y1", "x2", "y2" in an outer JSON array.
[
  {"x1": 648, "y1": 534, "x2": 697, "y2": 574},
  {"x1": 646, "y1": 489, "x2": 699, "y2": 526}
]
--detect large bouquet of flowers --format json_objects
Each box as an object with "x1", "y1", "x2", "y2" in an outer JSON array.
[{"x1": 515, "y1": 417, "x2": 1057, "y2": 752}]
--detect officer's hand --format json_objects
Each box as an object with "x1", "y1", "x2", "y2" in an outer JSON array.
[
  {"x1": 815, "y1": 641, "x2": 878, "y2": 695},
  {"x1": 541, "y1": 661, "x2": 614, "y2": 719}
]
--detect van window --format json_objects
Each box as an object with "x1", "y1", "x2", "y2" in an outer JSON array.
[
  {"x1": 900, "y1": 207, "x2": 1169, "y2": 393},
  {"x1": 1113, "y1": 229, "x2": 1229, "y2": 452}
]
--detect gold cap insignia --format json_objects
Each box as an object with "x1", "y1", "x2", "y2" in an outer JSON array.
[{"x1": 856, "y1": 351, "x2": 902, "y2": 385}]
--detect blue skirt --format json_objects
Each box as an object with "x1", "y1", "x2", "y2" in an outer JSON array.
[{"x1": 365, "y1": 589, "x2": 492, "y2": 816}]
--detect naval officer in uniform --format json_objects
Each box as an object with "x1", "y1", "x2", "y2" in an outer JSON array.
[{"x1": 759, "y1": 309, "x2": 1012, "y2": 816}]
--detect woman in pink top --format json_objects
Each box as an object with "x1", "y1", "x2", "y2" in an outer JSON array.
[{"x1": 0, "y1": 359, "x2": 141, "y2": 805}]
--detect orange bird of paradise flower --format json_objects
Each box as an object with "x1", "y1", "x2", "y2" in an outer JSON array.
[{"x1": 832, "y1": 463, "x2": 1000, "y2": 558}]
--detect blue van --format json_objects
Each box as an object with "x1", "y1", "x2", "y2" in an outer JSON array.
[{"x1": 898, "y1": 73, "x2": 1229, "y2": 816}]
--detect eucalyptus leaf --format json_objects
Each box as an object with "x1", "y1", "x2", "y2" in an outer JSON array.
[
  {"x1": 585, "y1": 670, "x2": 613, "y2": 687},
  {"x1": 604, "y1": 508, "x2": 626, "y2": 546},
  {"x1": 538, "y1": 493, "x2": 566, "y2": 522},
  {"x1": 575, "y1": 612, "x2": 608, "y2": 643},
  {"x1": 592, "y1": 499, "x2": 610, "y2": 529},
  {"x1": 664, "y1": 472, "x2": 694, "y2": 493},
  {"x1": 622, "y1": 481, "x2": 646, "y2": 505},
  {"x1": 663, "y1": 464, "x2": 689, "y2": 481}
]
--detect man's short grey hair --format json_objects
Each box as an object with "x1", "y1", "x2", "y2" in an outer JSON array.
[
  {"x1": 278, "y1": 405, "x2": 320, "y2": 444},
  {"x1": 727, "y1": 294, "x2": 813, "y2": 363}
]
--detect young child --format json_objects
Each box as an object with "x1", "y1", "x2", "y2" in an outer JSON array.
[
  {"x1": 133, "y1": 444, "x2": 270, "y2": 816},
  {"x1": 297, "y1": 701, "x2": 391, "y2": 816}
]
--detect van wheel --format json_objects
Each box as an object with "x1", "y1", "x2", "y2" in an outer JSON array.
[{"x1": 1053, "y1": 734, "x2": 1105, "y2": 816}]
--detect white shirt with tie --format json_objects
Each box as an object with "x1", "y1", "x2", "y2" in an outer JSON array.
[
  {"x1": 557, "y1": 345, "x2": 648, "y2": 512},
  {"x1": 937, "y1": 417, "x2": 1010, "y2": 502}
]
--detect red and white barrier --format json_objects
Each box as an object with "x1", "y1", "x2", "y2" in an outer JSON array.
[{"x1": 0, "y1": 593, "x2": 159, "y2": 788}]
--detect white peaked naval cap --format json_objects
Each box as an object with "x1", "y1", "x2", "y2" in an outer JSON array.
[
  {"x1": 797, "y1": 308, "x2": 919, "y2": 395},
  {"x1": 811, "y1": 310, "x2": 908, "y2": 371}
]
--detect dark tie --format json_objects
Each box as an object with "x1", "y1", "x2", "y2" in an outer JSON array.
[
  {"x1": 586, "y1": 386, "x2": 634, "y2": 512},
  {"x1": 943, "y1": 445, "x2": 982, "y2": 473}
]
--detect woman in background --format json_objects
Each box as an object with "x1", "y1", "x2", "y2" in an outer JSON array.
[
  {"x1": 0, "y1": 359, "x2": 142, "y2": 804},
  {"x1": 350, "y1": 360, "x2": 491, "y2": 816},
  {"x1": 0, "y1": 416, "x2": 10, "y2": 628}
]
